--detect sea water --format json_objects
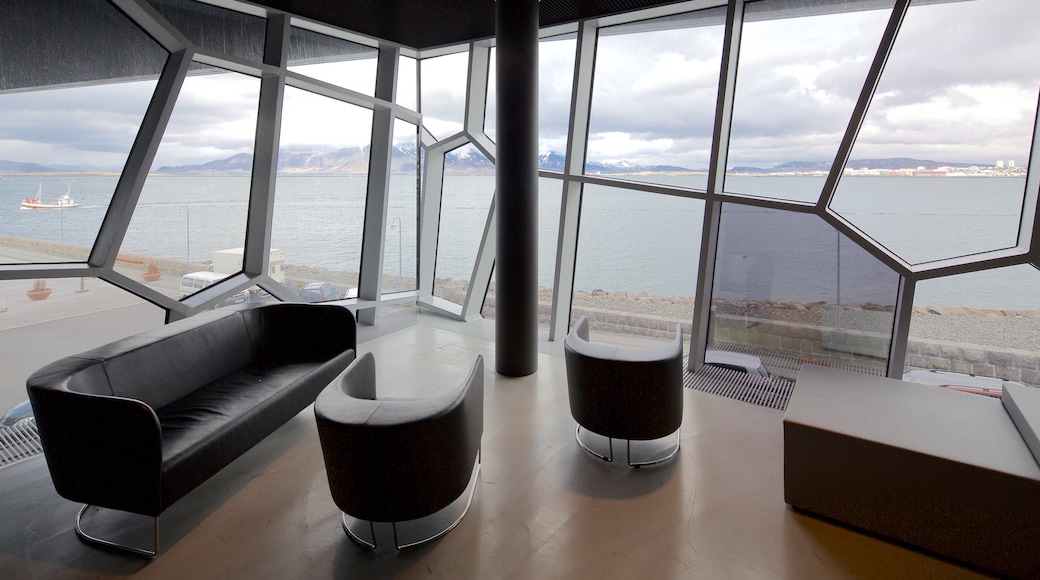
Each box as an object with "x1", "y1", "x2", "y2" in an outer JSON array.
[{"x1": 0, "y1": 173, "x2": 1035, "y2": 310}]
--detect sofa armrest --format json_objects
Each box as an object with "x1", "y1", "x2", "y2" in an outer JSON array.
[{"x1": 28, "y1": 386, "x2": 164, "y2": 516}]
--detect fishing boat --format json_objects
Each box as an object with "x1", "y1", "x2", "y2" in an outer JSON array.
[{"x1": 21, "y1": 184, "x2": 78, "y2": 209}]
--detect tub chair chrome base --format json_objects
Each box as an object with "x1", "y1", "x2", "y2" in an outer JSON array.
[
  {"x1": 76, "y1": 504, "x2": 158, "y2": 558},
  {"x1": 341, "y1": 457, "x2": 480, "y2": 551},
  {"x1": 575, "y1": 425, "x2": 680, "y2": 467}
]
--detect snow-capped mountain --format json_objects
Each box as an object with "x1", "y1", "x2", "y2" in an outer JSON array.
[{"x1": 152, "y1": 148, "x2": 696, "y2": 175}]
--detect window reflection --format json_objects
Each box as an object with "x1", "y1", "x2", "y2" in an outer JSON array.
[{"x1": 709, "y1": 204, "x2": 898, "y2": 378}]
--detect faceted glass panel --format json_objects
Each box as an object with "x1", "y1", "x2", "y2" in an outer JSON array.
[
  {"x1": 0, "y1": 277, "x2": 165, "y2": 412},
  {"x1": 397, "y1": 55, "x2": 418, "y2": 111},
  {"x1": 119, "y1": 65, "x2": 260, "y2": 299},
  {"x1": 273, "y1": 86, "x2": 372, "y2": 301},
  {"x1": 384, "y1": 121, "x2": 419, "y2": 294},
  {"x1": 288, "y1": 27, "x2": 378, "y2": 96},
  {"x1": 908, "y1": 265, "x2": 1040, "y2": 388},
  {"x1": 708, "y1": 204, "x2": 899, "y2": 378},
  {"x1": 147, "y1": 0, "x2": 265, "y2": 62},
  {"x1": 830, "y1": 0, "x2": 1040, "y2": 264},
  {"x1": 420, "y1": 51, "x2": 469, "y2": 140},
  {"x1": 0, "y1": 0, "x2": 165, "y2": 265},
  {"x1": 573, "y1": 185, "x2": 702, "y2": 350},
  {"x1": 586, "y1": 8, "x2": 725, "y2": 187},
  {"x1": 434, "y1": 145, "x2": 494, "y2": 306},
  {"x1": 485, "y1": 35, "x2": 577, "y2": 162},
  {"x1": 482, "y1": 178, "x2": 563, "y2": 323},
  {"x1": 725, "y1": 1, "x2": 892, "y2": 202}
]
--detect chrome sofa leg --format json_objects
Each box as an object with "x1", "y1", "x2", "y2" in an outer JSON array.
[
  {"x1": 627, "y1": 428, "x2": 681, "y2": 467},
  {"x1": 342, "y1": 515, "x2": 377, "y2": 550},
  {"x1": 341, "y1": 455, "x2": 481, "y2": 551},
  {"x1": 75, "y1": 504, "x2": 157, "y2": 558},
  {"x1": 575, "y1": 425, "x2": 614, "y2": 462}
]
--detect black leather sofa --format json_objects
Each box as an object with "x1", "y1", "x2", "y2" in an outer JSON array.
[{"x1": 26, "y1": 302, "x2": 357, "y2": 556}]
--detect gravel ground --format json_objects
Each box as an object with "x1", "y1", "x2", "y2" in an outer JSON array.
[
  {"x1": 572, "y1": 293, "x2": 1040, "y2": 352},
  {"x1": 909, "y1": 312, "x2": 1040, "y2": 352}
]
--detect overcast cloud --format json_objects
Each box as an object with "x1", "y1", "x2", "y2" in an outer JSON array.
[{"x1": 0, "y1": 0, "x2": 1037, "y2": 172}]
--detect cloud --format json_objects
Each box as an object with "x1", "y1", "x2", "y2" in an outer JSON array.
[
  {"x1": 0, "y1": 82, "x2": 156, "y2": 169},
  {"x1": 2, "y1": 1, "x2": 1037, "y2": 172}
]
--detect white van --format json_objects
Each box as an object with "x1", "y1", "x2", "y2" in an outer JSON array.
[{"x1": 179, "y1": 271, "x2": 225, "y2": 295}]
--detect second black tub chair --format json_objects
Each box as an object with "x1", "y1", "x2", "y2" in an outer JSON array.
[
  {"x1": 564, "y1": 316, "x2": 684, "y2": 466},
  {"x1": 314, "y1": 351, "x2": 484, "y2": 550}
]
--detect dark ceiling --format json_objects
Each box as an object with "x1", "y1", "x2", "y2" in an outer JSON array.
[{"x1": 249, "y1": 0, "x2": 688, "y2": 50}]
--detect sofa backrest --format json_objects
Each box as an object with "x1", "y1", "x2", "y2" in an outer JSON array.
[
  {"x1": 94, "y1": 310, "x2": 255, "y2": 410},
  {"x1": 240, "y1": 302, "x2": 356, "y2": 367}
]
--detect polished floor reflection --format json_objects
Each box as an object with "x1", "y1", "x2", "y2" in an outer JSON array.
[{"x1": 0, "y1": 317, "x2": 990, "y2": 579}]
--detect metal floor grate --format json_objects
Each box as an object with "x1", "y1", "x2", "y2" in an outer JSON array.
[
  {"x1": 684, "y1": 365, "x2": 796, "y2": 411},
  {"x1": 0, "y1": 419, "x2": 43, "y2": 468},
  {"x1": 541, "y1": 336, "x2": 882, "y2": 411},
  {"x1": 709, "y1": 341, "x2": 885, "y2": 378}
]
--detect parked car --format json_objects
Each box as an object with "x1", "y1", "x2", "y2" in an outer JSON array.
[
  {"x1": 703, "y1": 350, "x2": 771, "y2": 378},
  {"x1": 216, "y1": 289, "x2": 250, "y2": 308},
  {"x1": 902, "y1": 369, "x2": 1015, "y2": 398},
  {"x1": 299, "y1": 282, "x2": 341, "y2": 303},
  {"x1": 1, "y1": 400, "x2": 33, "y2": 428}
]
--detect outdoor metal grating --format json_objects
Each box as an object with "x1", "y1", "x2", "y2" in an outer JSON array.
[
  {"x1": 0, "y1": 419, "x2": 43, "y2": 468},
  {"x1": 708, "y1": 341, "x2": 885, "y2": 377},
  {"x1": 685, "y1": 365, "x2": 796, "y2": 411}
]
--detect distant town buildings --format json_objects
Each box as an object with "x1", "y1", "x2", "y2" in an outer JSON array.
[{"x1": 997, "y1": 160, "x2": 1005, "y2": 168}]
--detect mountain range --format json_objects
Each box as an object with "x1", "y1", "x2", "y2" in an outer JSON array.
[{"x1": 0, "y1": 149, "x2": 990, "y2": 176}]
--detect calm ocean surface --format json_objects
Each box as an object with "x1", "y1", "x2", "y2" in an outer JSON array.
[{"x1": 0, "y1": 173, "x2": 1035, "y2": 310}]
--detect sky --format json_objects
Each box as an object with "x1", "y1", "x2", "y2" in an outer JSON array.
[{"x1": 0, "y1": 0, "x2": 1038, "y2": 171}]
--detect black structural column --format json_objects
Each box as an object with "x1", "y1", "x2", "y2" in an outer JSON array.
[{"x1": 496, "y1": 0, "x2": 539, "y2": 376}]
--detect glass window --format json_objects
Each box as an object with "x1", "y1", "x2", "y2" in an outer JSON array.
[
  {"x1": 907, "y1": 265, "x2": 1040, "y2": 388},
  {"x1": 397, "y1": 55, "x2": 418, "y2": 111},
  {"x1": 708, "y1": 203, "x2": 899, "y2": 378},
  {"x1": 273, "y1": 86, "x2": 372, "y2": 301},
  {"x1": 0, "y1": 276, "x2": 166, "y2": 413},
  {"x1": 830, "y1": 0, "x2": 1040, "y2": 264},
  {"x1": 385, "y1": 120, "x2": 419, "y2": 294},
  {"x1": 419, "y1": 51, "x2": 469, "y2": 139},
  {"x1": 572, "y1": 185, "x2": 702, "y2": 350},
  {"x1": 0, "y1": 0, "x2": 165, "y2": 265},
  {"x1": 482, "y1": 177, "x2": 563, "y2": 324},
  {"x1": 288, "y1": 27, "x2": 378, "y2": 96},
  {"x1": 725, "y1": 1, "x2": 892, "y2": 202},
  {"x1": 119, "y1": 65, "x2": 260, "y2": 296},
  {"x1": 434, "y1": 144, "x2": 494, "y2": 305},
  {"x1": 147, "y1": 0, "x2": 265, "y2": 62},
  {"x1": 586, "y1": 8, "x2": 725, "y2": 187},
  {"x1": 485, "y1": 35, "x2": 576, "y2": 160}
]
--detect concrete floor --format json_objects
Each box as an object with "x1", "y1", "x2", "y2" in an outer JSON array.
[{"x1": 0, "y1": 308, "x2": 994, "y2": 579}]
